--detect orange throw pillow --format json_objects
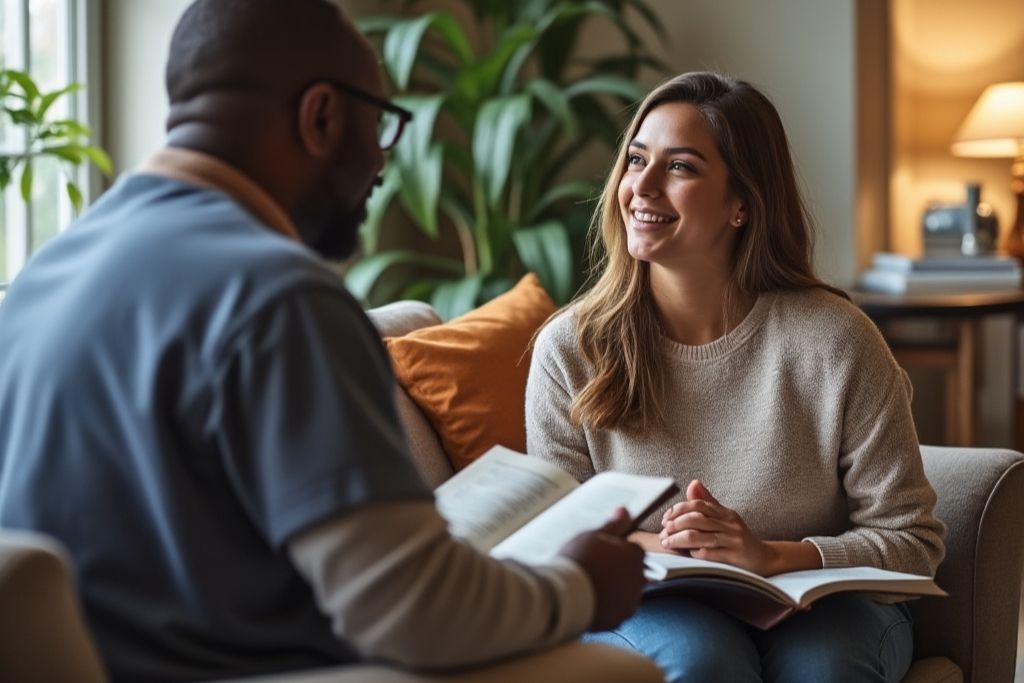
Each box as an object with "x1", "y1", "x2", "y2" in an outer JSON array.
[{"x1": 385, "y1": 273, "x2": 557, "y2": 471}]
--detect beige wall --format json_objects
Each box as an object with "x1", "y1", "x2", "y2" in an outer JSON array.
[
  {"x1": 101, "y1": 0, "x2": 398, "y2": 174},
  {"x1": 649, "y1": 0, "x2": 860, "y2": 287},
  {"x1": 101, "y1": 0, "x2": 192, "y2": 174},
  {"x1": 101, "y1": 0, "x2": 863, "y2": 286}
]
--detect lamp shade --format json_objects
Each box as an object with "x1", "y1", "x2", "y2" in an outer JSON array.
[{"x1": 951, "y1": 82, "x2": 1024, "y2": 158}]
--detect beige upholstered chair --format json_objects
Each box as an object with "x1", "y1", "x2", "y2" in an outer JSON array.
[
  {"x1": 369, "y1": 300, "x2": 1024, "y2": 683},
  {"x1": 0, "y1": 529, "x2": 108, "y2": 683},
  {"x1": 0, "y1": 528, "x2": 664, "y2": 682},
  {"x1": 903, "y1": 446, "x2": 1024, "y2": 683}
]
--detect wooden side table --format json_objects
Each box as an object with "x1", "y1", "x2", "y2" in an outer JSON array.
[{"x1": 851, "y1": 290, "x2": 1024, "y2": 449}]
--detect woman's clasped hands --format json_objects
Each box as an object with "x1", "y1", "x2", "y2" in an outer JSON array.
[{"x1": 659, "y1": 479, "x2": 779, "y2": 575}]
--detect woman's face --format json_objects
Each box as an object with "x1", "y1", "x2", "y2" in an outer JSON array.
[{"x1": 617, "y1": 102, "x2": 743, "y2": 271}]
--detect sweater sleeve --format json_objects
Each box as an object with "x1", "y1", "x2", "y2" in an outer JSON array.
[
  {"x1": 804, "y1": 320, "x2": 946, "y2": 576},
  {"x1": 288, "y1": 500, "x2": 594, "y2": 669},
  {"x1": 525, "y1": 315, "x2": 597, "y2": 483}
]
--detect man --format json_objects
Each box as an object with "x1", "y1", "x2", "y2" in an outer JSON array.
[{"x1": 0, "y1": 1, "x2": 646, "y2": 681}]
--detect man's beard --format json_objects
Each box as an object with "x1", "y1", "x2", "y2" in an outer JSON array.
[{"x1": 297, "y1": 204, "x2": 364, "y2": 261}]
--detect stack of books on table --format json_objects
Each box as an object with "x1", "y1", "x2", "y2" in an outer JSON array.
[{"x1": 856, "y1": 253, "x2": 1023, "y2": 295}]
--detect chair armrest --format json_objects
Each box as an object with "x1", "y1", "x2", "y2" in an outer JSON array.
[
  {"x1": 913, "y1": 446, "x2": 1024, "y2": 683},
  {"x1": 215, "y1": 642, "x2": 664, "y2": 683}
]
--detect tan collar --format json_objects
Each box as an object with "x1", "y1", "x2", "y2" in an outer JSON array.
[{"x1": 138, "y1": 147, "x2": 300, "y2": 241}]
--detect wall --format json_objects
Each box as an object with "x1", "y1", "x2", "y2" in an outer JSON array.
[
  {"x1": 101, "y1": 0, "x2": 192, "y2": 174},
  {"x1": 580, "y1": 0, "x2": 862, "y2": 287},
  {"x1": 101, "y1": 0, "x2": 864, "y2": 286},
  {"x1": 101, "y1": 0, "x2": 403, "y2": 174}
]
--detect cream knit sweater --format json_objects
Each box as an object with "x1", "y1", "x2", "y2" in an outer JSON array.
[{"x1": 526, "y1": 287, "x2": 945, "y2": 576}]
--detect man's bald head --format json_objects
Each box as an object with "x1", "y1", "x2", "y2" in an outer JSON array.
[
  {"x1": 166, "y1": 0, "x2": 373, "y2": 105},
  {"x1": 164, "y1": 0, "x2": 389, "y2": 261}
]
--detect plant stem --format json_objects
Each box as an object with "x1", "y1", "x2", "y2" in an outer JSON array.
[
  {"x1": 442, "y1": 199, "x2": 478, "y2": 275},
  {"x1": 472, "y1": 180, "x2": 493, "y2": 274}
]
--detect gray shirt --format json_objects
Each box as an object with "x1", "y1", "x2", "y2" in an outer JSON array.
[{"x1": 0, "y1": 172, "x2": 431, "y2": 681}]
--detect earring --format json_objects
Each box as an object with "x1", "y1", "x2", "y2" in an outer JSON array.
[{"x1": 733, "y1": 217, "x2": 744, "y2": 226}]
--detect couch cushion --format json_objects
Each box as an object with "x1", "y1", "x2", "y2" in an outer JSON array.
[
  {"x1": 384, "y1": 274, "x2": 556, "y2": 471},
  {"x1": 901, "y1": 656, "x2": 962, "y2": 683},
  {"x1": 367, "y1": 302, "x2": 453, "y2": 487}
]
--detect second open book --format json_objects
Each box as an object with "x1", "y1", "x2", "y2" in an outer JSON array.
[
  {"x1": 435, "y1": 445, "x2": 678, "y2": 561},
  {"x1": 435, "y1": 446, "x2": 945, "y2": 630}
]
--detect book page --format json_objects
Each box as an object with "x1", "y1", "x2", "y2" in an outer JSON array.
[
  {"x1": 644, "y1": 553, "x2": 791, "y2": 604},
  {"x1": 645, "y1": 554, "x2": 945, "y2": 609},
  {"x1": 490, "y1": 471, "x2": 676, "y2": 565},
  {"x1": 434, "y1": 446, "x2": 579, "y2": 552},
  {"x1": 768, "y1": 566, "x2": 945, "y2": 607}
]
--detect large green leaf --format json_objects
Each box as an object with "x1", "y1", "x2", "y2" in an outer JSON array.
[
  {"x1": 527, "y1": 180, "x2": 596, "y2": 223},
  {"x1": 392, "y1": 96, "x2": 446, "y2": 238},
  {"x1": 525, "y1": 78, "x2": 576, "y2": 136},
  {"x1": 81, "y1": 145, "x2": 113, "y2": 175},
  {"x1": 5, "y1": 108, "x2": 35, "y2": 126},
  {"x1": 5, "y1": 70, "x2": 39, "y2": 102},
  {"x1": 42, "y1": 144, "x2": 84, "y2": 164},
  {"x1": 359, "y1": 163, "x2": 401, "y2": 255},
  {"x1": 393, "y1": 95, "x2": 445, "y2": 159},
  {"x1": 397, "y1": 143, "x2": 444, "y2": 238},
  {"x1": 383, "y1": 12, "x2": 472, "y2": 91},
  {"x1": 36, "y1": 83, "x2": 80, "y2": 120},
  {"x1": 565, "y1": 74, "x2": 648, "y2": 102},
  {"x1": 473, "y1": 94, "x2": 531, "y2": 208},
  {"x1": 19, "y1": 161, "x2": 33, "y2": 202},
  {"x1": 344, "y1": 249, "x2": 463, "y2": 302},
  {"x1": 383, "y1": 15, "x2": 434, "y2": 90},
  {"x1": 431, "y1": 274, "x2": 484, "y2": 320},
  {"x1": 455, "y1": 24, "x2": 535, "y2": 104},
  {"x1": 512, "y1": 221, "x2": 574, "y2": 304},
  {"x1": 65, "y1": 181, "x2": 83, "y2": 213},
  {"x1": 355, "y1": 15, "x2": 403, "y2": 35}
]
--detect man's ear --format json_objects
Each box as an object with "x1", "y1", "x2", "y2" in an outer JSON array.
[{"x1": 297, "y1": 83, "x2": 343, "y2": 158}]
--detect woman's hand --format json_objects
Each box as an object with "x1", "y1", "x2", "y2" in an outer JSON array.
[
  {"x1": 659, "y1": 479, "x2": 780, "y2": 575},
  {"x1": 627, "y1": 530, "x2": 668, "y2": 553}
]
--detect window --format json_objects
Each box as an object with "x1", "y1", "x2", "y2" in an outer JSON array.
[{"x1": 1, "y1": 0, "x2": 97, "y2": 294}]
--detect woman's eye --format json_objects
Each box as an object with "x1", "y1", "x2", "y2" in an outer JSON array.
[
  {"x1": 669, "y1": 160, "x2": 693, "y2": 172},
  {"x1": 627, "y1": 153, "x2": 644, "y2": 167}
]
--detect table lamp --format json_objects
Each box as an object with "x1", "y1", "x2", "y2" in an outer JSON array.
[{"x1": 951, "y1": 82, "x2": 1024, "y2": 260}]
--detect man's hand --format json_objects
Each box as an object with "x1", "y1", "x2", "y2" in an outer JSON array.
[{"x1": 558, "y1": 507, "x2": 646, "y2": 632}]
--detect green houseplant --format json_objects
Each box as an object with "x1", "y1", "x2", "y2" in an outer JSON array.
[
  {"x1": 0, "y1": 68, "x2": 112, "y2": 213},
  {"x1": 350, "y1": 0, "x2": 666, "y2": 318}
]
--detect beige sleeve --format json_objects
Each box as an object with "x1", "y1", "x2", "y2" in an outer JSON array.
[{"x1": 287, "y1": 500, "x2": 595, "y2": 670}]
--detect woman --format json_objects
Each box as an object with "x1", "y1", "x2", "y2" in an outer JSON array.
[{"x1": 525, "y1": 71, "x2": 945, "y2": 682}]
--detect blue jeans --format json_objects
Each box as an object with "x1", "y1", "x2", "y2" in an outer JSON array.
[{"x1": 584, "y1": 593, "x2": 914, "y2": 682}]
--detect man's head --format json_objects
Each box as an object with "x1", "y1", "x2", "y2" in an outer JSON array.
[{"x1": 165, "y1": 0, "x2": 386, "y2": 259}]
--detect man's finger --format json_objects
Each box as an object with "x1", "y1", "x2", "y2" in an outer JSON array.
[{"x1": 596, "y1": 506, "x2": 633, "y2": 536}]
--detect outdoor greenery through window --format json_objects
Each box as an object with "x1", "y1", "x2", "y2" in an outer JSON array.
[{"x1": 1, "y1": 0, "x2": 92, "y2": 296}]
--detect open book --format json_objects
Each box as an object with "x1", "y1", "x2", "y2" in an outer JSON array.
[
  {"x1": 643, "y1": 552, "x2": 946, "y2": 630},
  {"x1": 435, "y1": 445, "x2": 678, "y2": 564}
]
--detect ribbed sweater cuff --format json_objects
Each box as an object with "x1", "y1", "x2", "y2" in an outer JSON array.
[{"x1": 803, "y1": 536, "x2": 848, "y2": 568}]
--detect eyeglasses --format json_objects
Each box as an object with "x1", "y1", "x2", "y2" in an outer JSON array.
[{"x1": 325, "y1": 80, "x2": 413, "y2": 151}]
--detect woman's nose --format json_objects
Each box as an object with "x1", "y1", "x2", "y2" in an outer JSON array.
[{"x1": 633, "y1": 166, "x2": 661, "y2": 198}]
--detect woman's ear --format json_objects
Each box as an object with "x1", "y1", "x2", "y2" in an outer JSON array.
[
  {"x1": 732, "y1": 204, "x2": 746, "y2": 228},
  {"x1": 296, "y1": 83, "x2": 343, "y2": 158}
]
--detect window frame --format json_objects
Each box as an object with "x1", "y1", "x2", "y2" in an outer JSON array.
[{"x1": 2, "y1": 0, "x2": 100, "y2": 293}]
